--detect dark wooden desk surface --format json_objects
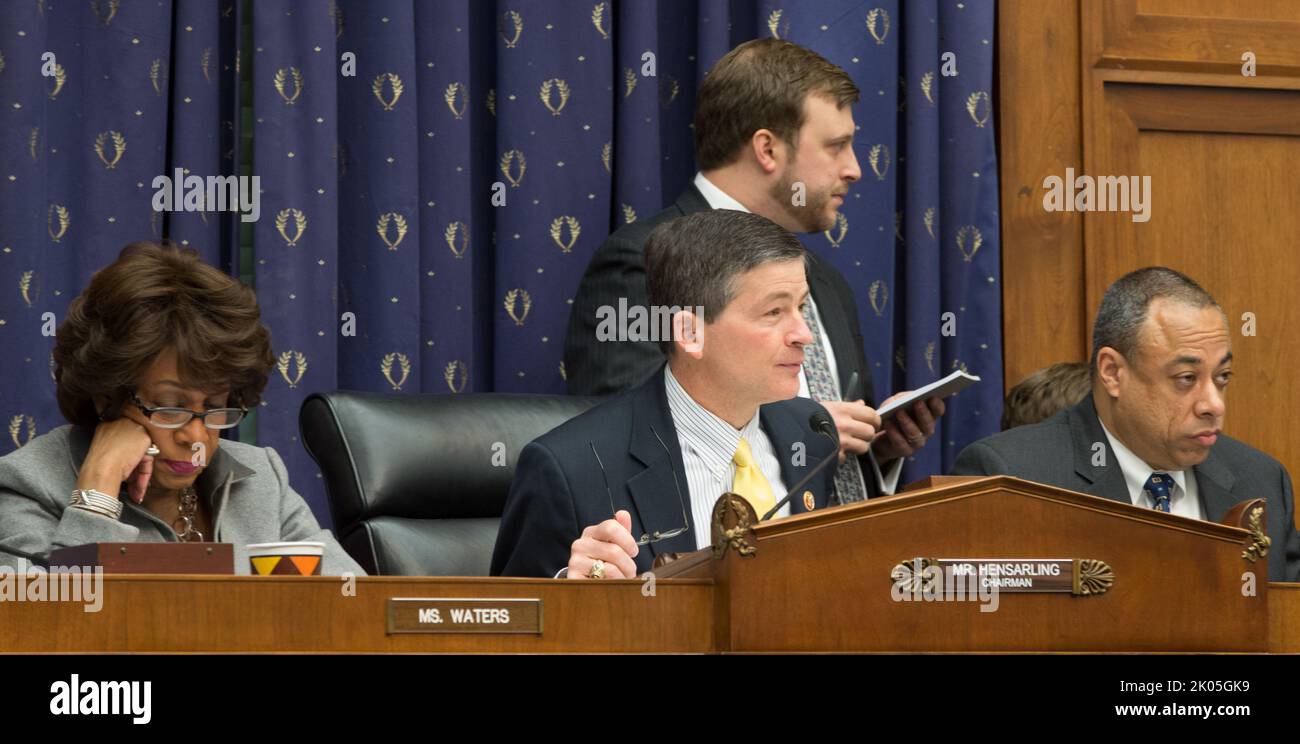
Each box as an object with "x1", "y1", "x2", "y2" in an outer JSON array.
[{"x1": 1, "y1": 576, "x2": 1296, "y2": 653}]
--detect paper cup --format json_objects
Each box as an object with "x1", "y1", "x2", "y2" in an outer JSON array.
[{"x1": 246, "y1": 541, "x2": 325, "y2": 576}]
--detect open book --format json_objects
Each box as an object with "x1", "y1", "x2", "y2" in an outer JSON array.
[{"x1": 877, "y1": 369, "x2": 981, "y2": 421}]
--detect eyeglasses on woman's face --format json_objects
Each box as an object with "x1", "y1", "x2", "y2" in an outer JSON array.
[{"x1": 130, "y1": 393, "x2": 247, "y2": 430}]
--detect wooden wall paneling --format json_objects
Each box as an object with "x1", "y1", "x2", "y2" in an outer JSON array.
[
  {"x1": 1081, "y1": 0, "x2": 1300, "y2": 505},
  {"x1": 1095, "y1": 0, "x2": 1300, "y2": 76},
  {"x1": 997, "y1": 0, "x2": 1088, "y2": 393}
]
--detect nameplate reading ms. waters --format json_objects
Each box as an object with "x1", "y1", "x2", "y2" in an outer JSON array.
[{"x1": 387, "y1": 598, "x2": 542, "y2": 634}]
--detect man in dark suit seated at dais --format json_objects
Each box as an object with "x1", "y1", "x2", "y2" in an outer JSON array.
[
  {"x1": 954, "y1": 266, "x2": 1299, "y2": 581},
  {"x1": 493, "y1": 210, "x2": 842, "y2": 579}
]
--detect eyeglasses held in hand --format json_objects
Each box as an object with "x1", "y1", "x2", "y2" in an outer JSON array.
[{"x1": 589, "y1": 426, "x2": 691, "y2": 545}]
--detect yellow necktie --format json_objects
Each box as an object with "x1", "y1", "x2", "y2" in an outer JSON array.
[{"x1": 731, "y1": 437, "x2": 776, "y2": 516}]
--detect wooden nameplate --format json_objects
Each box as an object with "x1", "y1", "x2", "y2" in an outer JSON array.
[{"x1": 48, "y1": 542, "x2": 235, "y2": 574}]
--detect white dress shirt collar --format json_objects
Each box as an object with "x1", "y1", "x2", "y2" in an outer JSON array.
[
  {"x1": 1098, "y1": 417, "x2": 1191, "y2": 509},
  {"x1": 694, "y1": 172, "x2": 751, "y2": 213}
]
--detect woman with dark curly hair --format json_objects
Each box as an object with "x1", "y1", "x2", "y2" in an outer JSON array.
[{"x1": 0, "y1": 242, "x2": 363, "y2": 575}]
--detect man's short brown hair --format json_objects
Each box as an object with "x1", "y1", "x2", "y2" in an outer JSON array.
[
  {"x1": 1002, "y1": 362, "x2": 1092, "y2": 430},
  {"x1": 694, "y1": 38, "x2": 860, "y2": 171},
  {"x1": 646, "y1": 210, "x2": 805, "y2": 356},
  {"x1": 53, "y1": 241, "x2": 274, "y2": 426}
]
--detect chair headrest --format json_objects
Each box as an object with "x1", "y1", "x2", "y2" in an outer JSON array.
[{"x1": 300, "y1": 391, "x2": 600, "y2": 532}]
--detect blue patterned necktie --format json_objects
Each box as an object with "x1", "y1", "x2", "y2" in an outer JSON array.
[
  {"x1": 799, "y1": 302, "x2": 867, "y2": 504},
  {"x1": 1144, "y1": 472, "x2": 1174, "y2": 513}
]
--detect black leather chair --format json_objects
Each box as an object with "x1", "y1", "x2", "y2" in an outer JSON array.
[{"x1": 299, "y1": 391, "x2": 600, "y2": 576}]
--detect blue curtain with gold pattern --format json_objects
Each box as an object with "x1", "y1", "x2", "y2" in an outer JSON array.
[
  {"x1": 0, "y1": 2, "x2": 242, "y2": 452},
  {"x1": 0, "y1": 0, "x2": 1000, "y2": 526}
]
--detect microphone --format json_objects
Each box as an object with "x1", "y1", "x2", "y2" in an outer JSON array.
[{"x1": 760, "y1": 410, "x2": 841, "y2": 521}]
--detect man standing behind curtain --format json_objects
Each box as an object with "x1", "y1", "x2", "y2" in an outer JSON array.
[{"x1": 564, "y1": 38, "x2": 943, "y2": 501}]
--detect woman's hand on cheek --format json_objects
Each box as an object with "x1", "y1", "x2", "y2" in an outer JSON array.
[
  {"x1": 77, "y1": 415, "x2": 157, "y2": 505},
  {"x1": 126, "y1": 452, "x2": 154, "y2": 504}
]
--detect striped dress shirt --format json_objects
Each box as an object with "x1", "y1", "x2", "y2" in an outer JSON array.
[{"x1": 663, "y1": 365, "x2": 790, "y2": 549}]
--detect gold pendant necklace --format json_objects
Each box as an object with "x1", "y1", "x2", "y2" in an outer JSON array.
[{"x1": 173, "y1": 486, "x2": 204, "y2": 542}]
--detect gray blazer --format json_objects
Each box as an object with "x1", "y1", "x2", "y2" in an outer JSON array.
[
  {"x1": 0, "y1": 425, "x2": 364, "y2": 576},
  {"x1": 952, "y1": 395, "x2": 1300, "y2": 582}
]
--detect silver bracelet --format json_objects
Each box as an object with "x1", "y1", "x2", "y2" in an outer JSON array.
[{"x1": 70, "y1": 488, "x2": 124, "y2": 520}]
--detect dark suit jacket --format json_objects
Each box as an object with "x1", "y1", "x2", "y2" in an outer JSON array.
[
  {"x1": 490, "y1": 366, "x2": 838, "y2": 577},
  {"x1": 564, "y1": 184, "x2": 874, "y2": 403},
  {"x1": 563, "y1": 183, "x2": 881, "y2": 497},
  {"x1": 952, "y1": 394, "x2": 1300, "y2": 582}
]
